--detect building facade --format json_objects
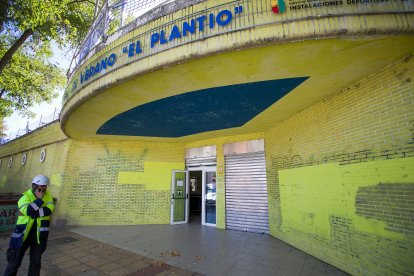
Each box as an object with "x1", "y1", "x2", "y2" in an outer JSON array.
[{"x1": 1, "y1": 0, "x2": 414, "y2": 274}]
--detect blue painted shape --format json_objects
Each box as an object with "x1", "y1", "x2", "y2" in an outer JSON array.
[{"x1": 97, "y1": 77, "x2": 308, "y2": 137}]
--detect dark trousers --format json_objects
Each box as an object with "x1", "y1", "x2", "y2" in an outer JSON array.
[{"x1": 3, "y1": 229, "x2": 47, "y2": 276}]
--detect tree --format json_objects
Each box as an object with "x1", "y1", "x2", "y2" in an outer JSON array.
[
  {"x1": 0, "y1": 0, "x2": 95, "y2": 118},
  {"x1": 0, "y1": 118, "x2": 6, "y2": 138}
]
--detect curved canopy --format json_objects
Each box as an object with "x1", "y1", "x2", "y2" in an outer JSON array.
[{"x1": 62, "y1": 36, "x2": 414, "y2": 141}]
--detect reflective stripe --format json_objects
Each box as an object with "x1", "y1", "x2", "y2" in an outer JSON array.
[
  {"x1": 30, "y1": 203, "x2": 39, "y2": 211},
  {"x1": 47, "y1": 202, "x2": 54, "y2": 205},
  {"x1": 38, "y1": 227, "x2": 49, "y2": 232},
  {"x1": 19, "y1": 203, "x2": 30, "y2": 210},
  {"x1": 39, "y1": 208, "x2": 44, "y2": 217},
  {"x1": 12, "y1": 232, "x2": 24, "y2": 238}
]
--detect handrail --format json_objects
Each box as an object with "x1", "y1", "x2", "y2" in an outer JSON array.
[{"x1": 67, "y1": 0, "x2": 176, "y2": 77}]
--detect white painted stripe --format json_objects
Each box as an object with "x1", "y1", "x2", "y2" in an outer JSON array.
[{"x1": 30, "y1": 203, "x2": 39, "y2": 211}]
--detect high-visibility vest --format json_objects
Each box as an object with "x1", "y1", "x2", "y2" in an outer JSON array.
[{"x1": 16, "y1": 189, "x2": 55, "y2": 244}]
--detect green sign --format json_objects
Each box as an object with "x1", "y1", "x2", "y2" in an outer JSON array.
[{"x1": 0, "y1": 205, "x2": 18, "y2": 231}]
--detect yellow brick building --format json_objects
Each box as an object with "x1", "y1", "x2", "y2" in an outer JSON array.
[{"x1": 1, "y1": 0, "x2": 414, "y2": 274}]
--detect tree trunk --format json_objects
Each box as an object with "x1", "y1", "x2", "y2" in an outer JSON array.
[
  {"x1": 0, "y1": 28, "x2": 34, "y2": 76},
  {"x1": 0, "y1": 0, "x2": 8, "y2": 33}
]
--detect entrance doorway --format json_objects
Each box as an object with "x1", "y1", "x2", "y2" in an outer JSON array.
[
  {"x1": 189, "y1": 171, "x2": 202, "y2": 223},
  {"x1": 171, "y1": 167, "x2": 216, "y2": 226},
  {"x1": 188, "y1": 167, "x2": 216, "y2": 226}
]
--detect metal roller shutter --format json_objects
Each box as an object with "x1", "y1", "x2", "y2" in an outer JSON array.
[
  {"x1": 186, "y1": 146, "x2": 216, "y2": 167},
  {"x1": 185, "y1": 156, "x2": 216, "y2": 167},
  {"x1": 225, "y1": 152, "x2": 269, "y2": 234}
]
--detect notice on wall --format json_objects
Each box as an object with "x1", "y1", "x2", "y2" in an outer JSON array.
[{"x1": 0, "y1": 205, "x2": 18, "y2": 232}]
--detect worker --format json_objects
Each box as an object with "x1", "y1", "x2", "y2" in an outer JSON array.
[{"x1": 3, "y1": 174, "x2": 54, "y2": 276}]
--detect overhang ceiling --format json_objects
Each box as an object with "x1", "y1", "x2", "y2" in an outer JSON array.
[{"x1": 62, "y1": 35, "x2": 414, "y2": 142}]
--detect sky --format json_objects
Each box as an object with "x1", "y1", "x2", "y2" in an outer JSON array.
[{"x1": 4, "y1": 43, "x2": 72, "y2": 137}]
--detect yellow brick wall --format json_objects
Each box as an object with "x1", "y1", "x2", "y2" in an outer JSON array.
[
  {"x1": 265, "y1": 54, "x2": 414, "y2": 275},
  {"x1": 0, "y1": 123, "x2": 69, "y2": 198},
  {"x1": 0, "y1": 122, "x2": 264, "y2": 229},
  {"x1": 0, "y1": 122, "x2": 67, "y2": 157},
  {"x1": 57, "y1": 139, "x2": 185, "y2": 226},
  {"x1": 2, "y1": 48, "x2": 413, "y2": 276}
]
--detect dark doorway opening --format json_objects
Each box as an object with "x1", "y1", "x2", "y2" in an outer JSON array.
[{"x1": 189, "y1": 171, "x2": 202, "y2": 224}]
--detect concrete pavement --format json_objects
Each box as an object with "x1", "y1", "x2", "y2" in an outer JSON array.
[{"x1": 0, "y1": 224, "x2": 349, "y2": 275}]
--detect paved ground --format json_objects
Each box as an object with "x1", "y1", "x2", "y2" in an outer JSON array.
[
  {"x1": 0, "y1": 228, "x2": 198, "y2": 276},
  {"x1": 0, "y1": 224, "x2": 349, "y2": 276}
]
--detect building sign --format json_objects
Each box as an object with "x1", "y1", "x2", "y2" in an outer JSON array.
[
  {"x1": 66, "y1": 5, "x2": 244, "y2": 99},
  {"x1": 64, "y1": 0, "x2": 413, "y2": 102},
  {"x1": 149, "y1": 9, "x2": 239, "y2": 48},
  {"x1": 287, "y1": 0, "x2": 393, "y2": 10},
  {"x1": 79, "y1": 7, "x2": 241, "y2": 85},
  {"x1": 80, "y1": 53, "x2": 117, "y2": 84}
]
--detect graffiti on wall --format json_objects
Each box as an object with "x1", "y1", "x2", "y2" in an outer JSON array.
[{"x1": 0, "y1": 205, "x2": 18, "y2": 231}]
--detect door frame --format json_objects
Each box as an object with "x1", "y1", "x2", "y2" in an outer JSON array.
[
  {"x1": 170, "y1": 170, "x2": 189, "y2": 225},
  {"x1": 188, "y1": 166, "x2": 217, "y2": 227},
  {"x1": 202, "y1": 166, "x2": 217, "y2": 227}
]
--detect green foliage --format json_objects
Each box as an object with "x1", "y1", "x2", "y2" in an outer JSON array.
[
  {"x1": 0, "y1": 118, "x2": 6, "y2": 137},
  {"x1": 0, "y1": 0, "x2": 95, "y2": 118},
  {"x1": 4, "y1": 0, "x2": 95, "y2": 47},
  {"x1": 0, "y1": 41, "x2": 65, "y2": 117}
]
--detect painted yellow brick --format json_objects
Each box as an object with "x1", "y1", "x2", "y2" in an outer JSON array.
[
  {"x1": 117, "y1": 161, "x2": 184, "y2": 190},
  {"x1": 265, "y1": 54, "x2": 414, "y2": 275}
]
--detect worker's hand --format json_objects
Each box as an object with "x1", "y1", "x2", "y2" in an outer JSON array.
[{"x1": 35, "y1": 188, "x2": 44, "y2": 199}]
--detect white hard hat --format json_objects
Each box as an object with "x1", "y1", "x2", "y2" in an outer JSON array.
[{"x1": 32, "y1": 175, "x2": 50, "y2": 186}]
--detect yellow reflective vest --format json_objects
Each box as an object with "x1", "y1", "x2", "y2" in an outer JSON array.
[{"x1": 16, "y1": 189, "x2": 54, "y2": 244}]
